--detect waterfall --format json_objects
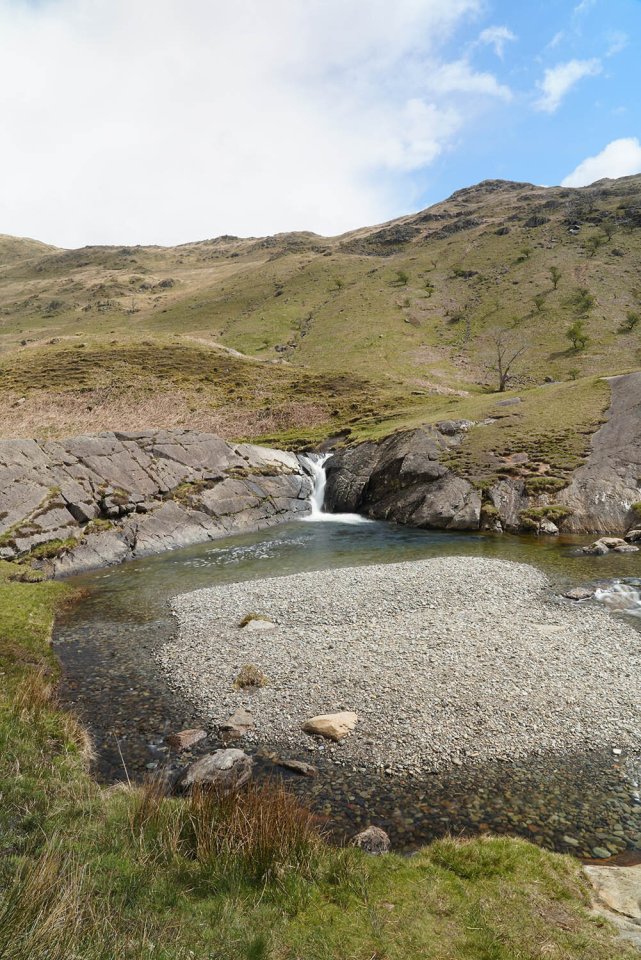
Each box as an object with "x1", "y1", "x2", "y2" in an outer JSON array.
[{"x1": 299, "y1": 453, "x2": 370, "y2": 524}]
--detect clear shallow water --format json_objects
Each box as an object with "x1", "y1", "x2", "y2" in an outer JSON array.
[{"x1": 54, "y1": 519, "x2": 641, "y2": 858}]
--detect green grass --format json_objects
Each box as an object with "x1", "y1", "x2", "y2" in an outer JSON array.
[
  {"x1": 0, "y1": 560, "x2": 636, "y2": 959},
  {"x1": 1, "y1": 176, "x2": 639, "y2": 451}
]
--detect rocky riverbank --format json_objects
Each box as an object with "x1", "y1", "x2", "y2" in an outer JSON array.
[
  {"x1": 0, "y1": 430, "x2": 312, "y2": 575},
  {"x1": 159, "y1": 556, "x2": 641, "y2": 775},
  {"x1": 325, "y1": 372, "x2": 641, "y2": 536}
]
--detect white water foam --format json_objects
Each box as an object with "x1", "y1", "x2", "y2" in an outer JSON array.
[
  {"x1": 595, "y1": 581, "x2": 641, "y2": 617},
  {"x1": 299, "y1": 453, "x2": 371, "y2": 525}
]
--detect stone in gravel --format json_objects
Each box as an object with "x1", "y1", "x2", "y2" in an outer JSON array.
[
  {"x1": 177, "y1": 748, "x2": 253, "y2": 792},
  {"x1": 165, "y1": 728, "x2": 207, "y2": 752},
  {"x1": 562, "y1": 835, "x2": 579, "y2": 846},
  {"x1": 614, "y1": 544, "x2": 640, "y2": 553},
  {"x1": 592, "y1": 846, "x2": 612, "y2": 859},
  {"x1": 352, "y1": 825, "x2": 391, "y2": 854},
  {"x1": 625, "y1": 529, "x2": 641, "y2": 543},
  {"x1": 242, "y1": 618, "x2": 276, "y2": 632},
  {"x1": 275, "y1": 757, "x2": 318, "y2": 777},
  {"x1": 220, "y1": 707, "x2": 254, "y2": 740},
  {"x1": 563, "y1": 587, "x2": 594, "y2": 601},
  {"x1": 302, "y1": 712, "x2": 358, "y2": 742}
]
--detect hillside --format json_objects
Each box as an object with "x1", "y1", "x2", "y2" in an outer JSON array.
[{"x1": 1, "y1": 175, "x2": 640, "y2": 462}]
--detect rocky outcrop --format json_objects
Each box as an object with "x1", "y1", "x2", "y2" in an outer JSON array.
[
  {"x1": 325, "y1": 373, "x2": 641, "y2": 536},
  {"x1": 0, "y1": 430, "x2": 312, "y2": 575},
  {"x1": 324, "y1": 423, "x2": 481, "y2": 530},
  {"x1": 559, "y1": 373, "x2": 641, "y2": 534}
]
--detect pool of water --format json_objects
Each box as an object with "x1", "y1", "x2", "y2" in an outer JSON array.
[{"x1": 53, "y1": 519, "x2": 641, "y2": 859}]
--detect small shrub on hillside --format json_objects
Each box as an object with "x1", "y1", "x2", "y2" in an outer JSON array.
[
  {"x1": 566, "y1": 319, "x2": 589, "y2": 351},
  {"x1": 566, "y1": 286, "x2": 595, "y2": 315},
  {"x1": 621, "y1": 310, "x2": 640, "y2": 332},
  {"x1": 549, "y1": 266, "x2": 562, "y2": 290}
]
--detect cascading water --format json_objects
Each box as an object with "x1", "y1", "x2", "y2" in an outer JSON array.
[
  {"x1": 595, "y1": 580, "x2": 641, "y2": 617},
  {"x1": 299, "y1": 453, "x2": 370, "y2": 524}
]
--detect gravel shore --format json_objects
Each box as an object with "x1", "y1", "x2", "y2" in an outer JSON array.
[{"x1": 157, "y1": 557, "x2": 641, "y2": 774}]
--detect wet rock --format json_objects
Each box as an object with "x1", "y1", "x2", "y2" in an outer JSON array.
[
  {"x1": 165, "y1": 727, "x2": 207, "y2": 752},
  {"x1": 625, "y1": 529, "x2": 641, "y2": 543},
  {"x1": 592, "y1": 846, "x2": 612, "y2": 859},
  {"x1": 582, "y1": 539, "x2": 612, "y2": 555},
  {"x1": 601, "y1": 537, "x2": 627, "y2": 549},
  {"x1": 220, "y1": 707, "x2": 254, "y2": 739},
  {"x1": 614, "y1": 544, "x2": 640, "y2": 553},
  {"x1": 538, "y1": 519, "x2": 559, "y2": 536},
  {"x1": 563, "y1": 587, "x2": 594, "y2": 601},
  {"x1": 275, "y1": 757, "x2": 318, "y2": 777},
  {"x1": 302, "y1": 711, "x2": 358, "y2": 742},
  {"x1": 177, "y1": 748, "x2": 253, "y2": 792},
  {"x1": 352, "y1": 825, "x2": 391, "y2": 854}
]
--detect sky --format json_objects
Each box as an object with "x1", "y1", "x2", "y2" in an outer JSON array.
[{"x1": 0, "y1": 0, "x2": 640, "y2": 247}]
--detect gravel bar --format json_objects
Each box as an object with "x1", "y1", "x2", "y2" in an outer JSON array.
[{"x1": 157, "y1": 557, "x2": 641, "y2": 774}]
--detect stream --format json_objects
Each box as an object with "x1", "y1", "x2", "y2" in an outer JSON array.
[{"x1": 52, "y1": 509, "x2": 641, "y2": 860}]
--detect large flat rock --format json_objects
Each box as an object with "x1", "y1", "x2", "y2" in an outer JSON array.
[{"x1": 0, "y1": 430, "x2": 312, "y2": 575}]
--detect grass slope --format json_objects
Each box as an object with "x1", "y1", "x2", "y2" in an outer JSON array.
[
  {"x1": 0, "y1": 562, "x2": 635, "y2": 959},
  {"x1": 0, "y1": 175, "x2": 639, "y2": 457}
]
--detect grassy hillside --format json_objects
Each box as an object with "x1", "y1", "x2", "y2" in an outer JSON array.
[{"x1": 1, "y1": 175, "x2": 639, "y2": 451}]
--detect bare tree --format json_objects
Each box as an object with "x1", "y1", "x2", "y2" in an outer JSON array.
[{"x1": 488, "y1": 329, "x2": 527, "y2": 392}]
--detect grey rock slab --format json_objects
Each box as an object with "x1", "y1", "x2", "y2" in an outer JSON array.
[{"x1": 177, "y1": 749, "x2": 253, "y2": 792}]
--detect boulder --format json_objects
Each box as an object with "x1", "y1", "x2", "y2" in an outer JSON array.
[
  {"x1": 177, "y1": 749, "x2": 253, "y2": 792},
  {"x1": 538, "y1": 519, "x2": 559, "y2": 536},
  {"x1": 563, "y1": 587, "x2": 594, "y2": 601},
  {"x1": 625, "y1": 529, "x2": 641, "y2": 543},
  {"x1": 352, "y1": 826, "x2": 391, "y2": 855},
  {"x1": 614, "y1": 543, "x2": 640, "y2": 553},
  {"x1": 165, "y1": 728, "x2": 207, "y2": 752},
  {"x1": 600, "y1": 537, "x2": 627, "y2": 549},
  {"x1": 220, "y1": 707, "x2": 254, "y2": 740},
  {"x1": 302, "y1": 711, "x2": 358, "y2": 742},
  {"x1": 582, "y1": 539, "x2": 612, "y2": 555}
]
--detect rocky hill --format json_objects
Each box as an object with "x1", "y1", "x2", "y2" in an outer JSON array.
[{"x1": 1, "y1": 174, "x2": 640, "y2": 511}]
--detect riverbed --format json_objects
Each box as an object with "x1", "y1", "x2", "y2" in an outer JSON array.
[{"x1": 53, "y1": 518, "x2": 641, "y2": 859}]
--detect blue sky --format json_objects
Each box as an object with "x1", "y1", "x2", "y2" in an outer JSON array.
[
  {"x1": 417, "y1": 0, "x2": 641, "y2": 209},
  {"x1": 0, "y1": 0, "x2": 639, "y2": 246}
]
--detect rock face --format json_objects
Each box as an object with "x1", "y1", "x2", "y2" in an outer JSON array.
[
  {"x1": 0, "y1": 430, "x2": 312, "y2": 575},
  {"x1": 325, "y1": 373, "x2": 641, "y2": 535},
  {"x1": 559, "y1": 372, "x2": 641, "y2": 533},
  {"x1": 324, "y1": 424, "x2": 481, "y2": 530}
]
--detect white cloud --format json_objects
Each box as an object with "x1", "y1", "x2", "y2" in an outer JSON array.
[
  {"x1": 534, "y1": 58, "x2": 601, "y2": 112},
  {"x1": 606, "y1": 31, "x2": 628, "y2": 57},
  {"x1": 561, "y1": 137, "x2": 641, "y2": 187},
  {"x1": 574, "y1": 0, "x2": 596, "y2": 14},
  {"x1": 0, "y1": 0, "x2": 507, "y2": 247},
  {"x1": 477, "y1": 25, "x2": 517, "y2": 59},
  {"x1": 428, "y1": 59, "x2": 513, "y2": 100}
]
